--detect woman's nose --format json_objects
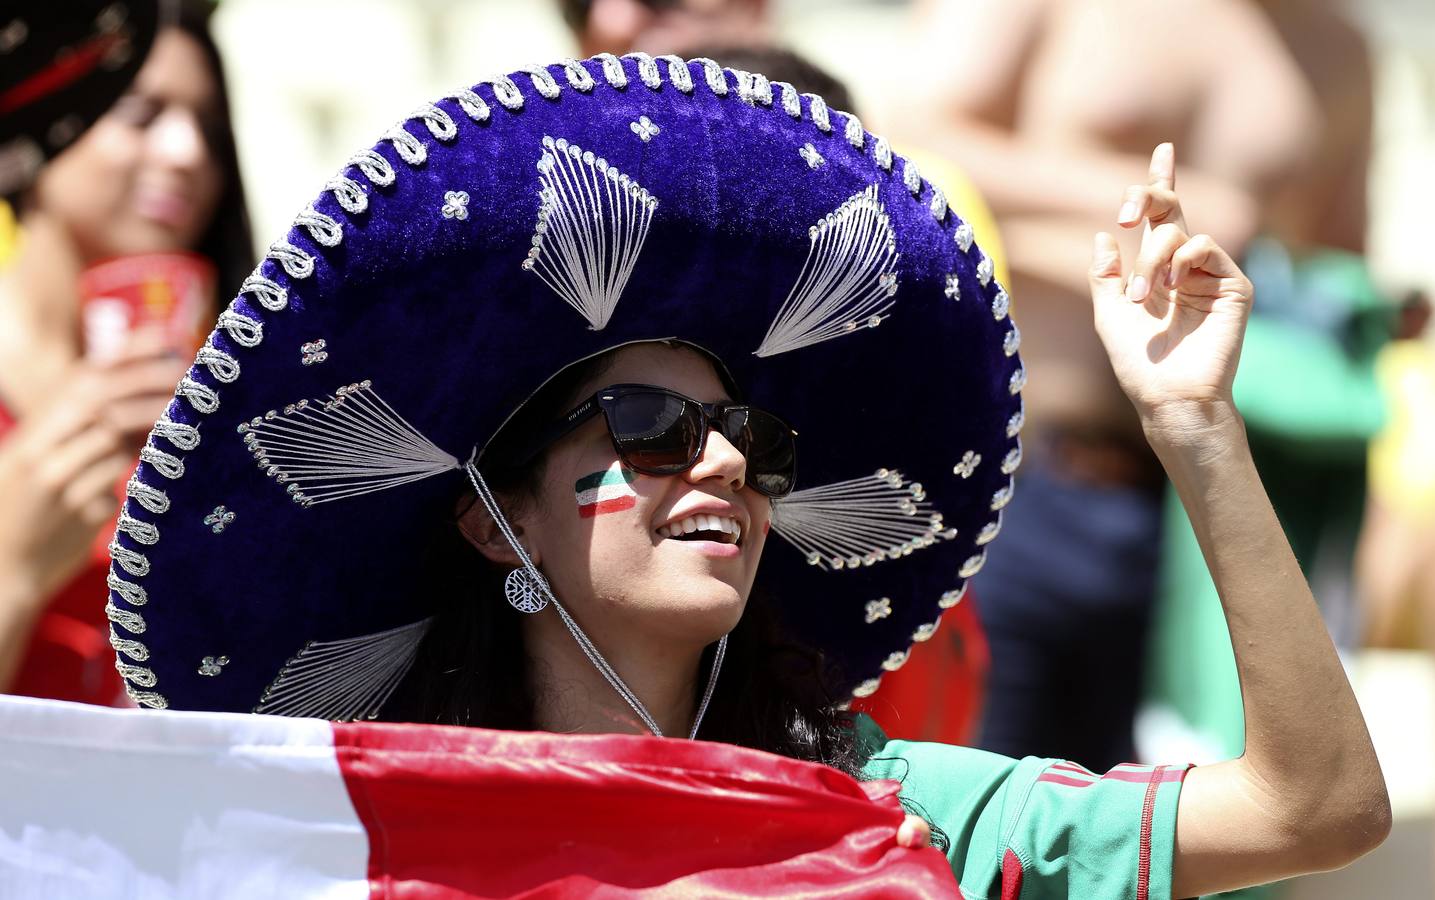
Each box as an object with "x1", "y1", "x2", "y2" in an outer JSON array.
[
  {"x1": 148, "y1": 107, "x2": 207, "y2": 169},
  {"x1": 687, "y1": 428, "x2": 748, "y2": 493}
]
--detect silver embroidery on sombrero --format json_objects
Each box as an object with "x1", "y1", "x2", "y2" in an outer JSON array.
[
  {"x1": 253, "y1": 618, "x2": 433, "y2": 721},
  {"x1": 938, "y1": 584, "x2": 969, "y2": 609},
  {"x1": 522, "y1": 135, "x2": 658, "y2": 331},
  {"x1": 755, "y1": 184, "x2": 900, "y2": 357},
  {"x1": 769, "y1": 468, "x2": 956, "y2": 571},
  {"x1": 237, "y1": 381, "x2": 459, "y2": 506}
]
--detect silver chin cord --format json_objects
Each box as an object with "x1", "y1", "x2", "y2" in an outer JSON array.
[{"x1": 464, "y1": 461, "x2": 727, "y2": 740}]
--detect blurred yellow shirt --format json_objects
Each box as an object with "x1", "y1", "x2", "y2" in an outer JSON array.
[
  {"x1": 1370, "y1": 339, "x2": 1435, "y2": 524},
  {"x1": 0, "y1": 199, "x2": 17, "y2": 268}
]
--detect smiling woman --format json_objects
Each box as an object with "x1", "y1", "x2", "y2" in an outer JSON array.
[{"x1": 98, "y1": 55, "x2": 1387, "y2": 899}]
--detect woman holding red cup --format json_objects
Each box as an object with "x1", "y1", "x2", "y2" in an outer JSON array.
[{"x1": 0, "y1": 0, "x2": 253, "y2": 703}]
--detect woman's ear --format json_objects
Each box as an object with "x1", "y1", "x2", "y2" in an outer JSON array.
[{"x1": 456, "y1": 492, "x2": 538, "y2": 568}]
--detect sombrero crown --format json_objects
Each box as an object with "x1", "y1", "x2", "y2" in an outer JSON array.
[{"x1": 105, "y1": 53, "x2": 1025, "y2": 718}]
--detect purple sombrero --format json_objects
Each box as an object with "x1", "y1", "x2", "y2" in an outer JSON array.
[{"x1": 103, "y1": 54, "x2": 1025, "y2": 719}]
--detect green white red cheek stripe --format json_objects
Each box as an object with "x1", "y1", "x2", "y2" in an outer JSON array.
[
  {"x1": 0, "y1": 694, "x2": 961, "y2": 896},
  {"x1": 575, "y1": 464, "x2": 637, "y2": 518}
]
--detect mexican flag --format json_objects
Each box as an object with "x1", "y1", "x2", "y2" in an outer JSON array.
[
  {"x1": 0, "y1": 695, "x2": 957, "y2": 898},
  {"x1": 575, "y1": 465, "x2": 637, "y2": 518}
]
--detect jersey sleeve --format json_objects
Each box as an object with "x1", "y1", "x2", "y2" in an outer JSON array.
[{"x1": 858, "y1": 719, "x2": 1190, "y2": 900}]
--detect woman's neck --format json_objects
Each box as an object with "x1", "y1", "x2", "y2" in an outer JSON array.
[
  {"x1": 522, "y1": 604, "x2": 704, "y2": 738},
  {"x1": 0, "y1": 209, "x2": 85, "y2": 415}
]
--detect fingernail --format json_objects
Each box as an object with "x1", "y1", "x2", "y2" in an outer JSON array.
[
  {"x1": 1118, "y1": 202, "x2": 1138, "y2": 223},
  {"x1": 1164, "y1": 268, "x2": 1177, "y2": 288},
  {"x1": 1127, "y1": 275, "x2": 1148, "y2": 301}
]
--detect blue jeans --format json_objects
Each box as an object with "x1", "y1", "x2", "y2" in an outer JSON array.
[{"x1": 972, "y1": 460, "x2": 1162, "y2": 772}]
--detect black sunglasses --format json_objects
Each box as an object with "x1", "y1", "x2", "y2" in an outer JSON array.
[{"x1": 517, "y1": 384, "x2": 798, "y2": 498}]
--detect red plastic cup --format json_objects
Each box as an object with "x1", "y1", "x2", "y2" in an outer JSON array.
[{"x1": 78, "y1": 251, "x2": 215, "y2": 362}]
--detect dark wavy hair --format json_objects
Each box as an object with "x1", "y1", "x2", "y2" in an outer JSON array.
[{"x1": 388, "y1": 349, "x2": 867, "y2": 779}]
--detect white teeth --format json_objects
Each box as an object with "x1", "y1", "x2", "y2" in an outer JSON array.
[{"x1": 657, "y1": 514, "x2": 744, "y2": 543}]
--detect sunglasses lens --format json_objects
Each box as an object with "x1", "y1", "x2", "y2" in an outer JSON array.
[
  {"x1": 607, "y1": 391, "x2": 702, "y2": 472},
  {"x1": 722, "y1": 408, "x2": 796, "y2": 497}
]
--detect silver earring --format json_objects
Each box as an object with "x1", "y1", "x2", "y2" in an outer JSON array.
[{"x1": 505, "y1": 567, "x2": 550, "y2": 614}]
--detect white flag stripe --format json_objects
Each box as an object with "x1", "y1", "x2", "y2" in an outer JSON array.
[{"x1": 0, "y1": 696, "x2": 369, "y2": 899}]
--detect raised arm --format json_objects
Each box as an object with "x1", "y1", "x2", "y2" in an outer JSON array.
[{"x1": 1088, "y1": 146, "x2": 1390, "y2": 896}]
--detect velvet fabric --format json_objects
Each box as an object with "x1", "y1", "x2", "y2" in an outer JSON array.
[{"x1": 108, "y1": 56, "x2": 1025, "y2": 714}]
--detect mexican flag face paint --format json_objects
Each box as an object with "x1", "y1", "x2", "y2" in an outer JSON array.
[{"x1": 575, "y1": 463, "x2": 638, "y2": 518}]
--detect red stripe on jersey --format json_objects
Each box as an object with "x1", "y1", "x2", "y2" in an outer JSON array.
[
  {"x1": 1104, "y1": 768, "x2": 1186, "y2": 784},
  {"x1": 1136, "y1": 765, "x2": 1175, "y2": 900},
  {"x1": 1001, "y1": 848, "x2": 1024, "y2": 900},
  {"x1": 1036, "y1": 772, "x2": 1094, "y2": 788},
  {"x1": 1050, "y1": 762, "x2": 1094, "y2": 776}
]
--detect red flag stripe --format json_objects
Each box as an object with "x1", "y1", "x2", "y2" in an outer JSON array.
[{"x1": 333, "y1": 720, "x2": 961, "y2": 898}]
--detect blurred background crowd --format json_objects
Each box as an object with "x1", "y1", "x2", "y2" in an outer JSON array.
[{"x1": 1, "y1": 1, "x2": 1432, "y2": 897}]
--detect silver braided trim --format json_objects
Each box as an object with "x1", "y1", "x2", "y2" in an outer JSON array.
[
  {"x1": 139, "y1": 444, "x2": 184, "y2": 480},
  {"x1": 412, "y1": 103, "x2": 457, "y2": 139},
  {"x1": 175, "y1": 376, "x2": 218, "y2": 414},
  {"x1": 265, "y1": 242, "x2": 315, "y2": 279},
  {"x1": 109, "y1": 624, "x2": 149, "y2": 662},
  {"x1": 804, "y1": 93, "x2": 832, "y2": 133},
  {"x1": 196, "y1": 343, "x2": 240, "y2": 383},
  {"x1": 125, "y1": 475, "x2": 169, "y2": 514},
  {"x1": 218, "y1": 307, "x2": 263, "y2": 347},
  {"x1": 487, "y1": 74, "x2": 524, "y2": 110},
  {"x1": 107, "y1": 570, "x2": 147, "y2": 606},
  {"x1": 734, "y1": 69, "x2": 772, "y2": 106},
  {"x1": 348, "y1": 149, "x2": 395, "y2": 186},
  {"x1": 693, "y1": 58, "x2": 728, "y2": 95},
  {"x1": 930, "y1": 186, "x2": 949, "y2": 221},
  {"x1": 657, "y1": 55, "x2": 693, "y2": 93},
  {"x1": 775, "y1": 81, "x2": 801, "y2": 118},
  {"x1": 325, "y1": 176, "x2": 366, "y2": 214},
  {"x1": 240, "y1": 272, "x2": 287, "y2": 311},
  {"x1": 126, "y1": 686, "x2": 168, "y2": 709},
  {"x1": 105, "y1": 597, "x2": 146, "y2": 632},
  {"x1": 152, "y1": 416, "x2": 200, "y2": 450},
  {"x1": 561, "y1": 58, "x2": 594, "y2": 92},
  {"x1": 295, "y1": 206, "x2": 342, "y2": 247},
  {"x1": 873, "y1": 136, "x2": 893, "y2": 171},
  {"x1": 594, "y1": 52, "x2": 626, "y2": 88},
  {"x1": 383, "y1": 122, "x2": 426, "y2": 166},
  {"x1": 450, "y1": 88, "x2": 491, "y2": 124},
  {"x1": 518, "y1": 66, "x2": 561, "y2": 100},
  {"x1": 116, "y1": 509, "x2": 159, "y2": 545},
  {"x1": 116, "y1": 661, "x2": 156, "y2": 687},
  {"x1": 624, "y1": 52, "x2": 661, "y2": 89},
  {"x1": 844, "y1": 113, "x2": 865, "y2": 149},
  {"x1": 902, "y1": 157, "x2": 922, "y2": 196}
]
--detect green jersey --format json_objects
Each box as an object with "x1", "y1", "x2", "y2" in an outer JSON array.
[{"x1": 857, "y1": 716, "x2": 1189, "y2": 899}]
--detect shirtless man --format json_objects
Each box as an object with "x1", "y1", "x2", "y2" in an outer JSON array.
[{"x1": 895, "y1": 0, "x2": 1319, "y2": 768}]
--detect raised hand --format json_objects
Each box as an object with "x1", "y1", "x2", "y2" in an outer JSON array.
[{"x1": 1089, "y1": 144, "x2": 1254, "y2": 442}]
